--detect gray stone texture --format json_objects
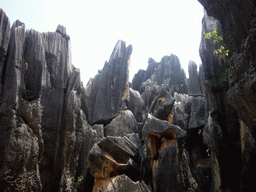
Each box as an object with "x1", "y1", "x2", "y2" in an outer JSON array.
[
  {"x1": 0, "y1": 10, "x2": 100, "y2": 191},
  {"x1": 104, "y1": 110, "x2": 138, "y2": 137},
  {"x1": 84, "y1": 40, "x2": 132, "y2": 125}
]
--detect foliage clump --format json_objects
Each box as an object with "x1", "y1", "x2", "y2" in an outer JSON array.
[
  {"x1": 219, "y1": 69, "x2": 230, "y2": 84},
  {"x1": 203, "y1": 29, "x2": 229, "y2": 56}
]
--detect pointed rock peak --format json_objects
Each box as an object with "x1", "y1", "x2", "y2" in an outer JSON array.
[
  {"x1": 109, "y1": 40, "x2": 132, "y2": 63},
  {"x1": 11, "y1": 20, "x2": 25, "y2": 29},
  {"x1": 56, "y1": 24, "x2": 67, "y2": 35},
  {"x1": 0, "y1": 9, "x2": 10, "y2": 48},
  {"x1": 148, "y1": 57, "x2": 156, "y2": 64},
  {"x1": 188, "y1": 60, "x2": 198, "y2": 75},
  {"x1": 0, "y1": 8, "x2": 10, "y2": 24},
  {"x1": 56, "y1": 25, "x2": 70, "y2": 40}
]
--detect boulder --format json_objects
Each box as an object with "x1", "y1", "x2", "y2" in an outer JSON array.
[
  {"x1": 140, "y1": 114, "x2": 198, "y2": 191},
  {"x1": 91, "y1": 124, "x2": 104, "y2": 140},
  {"x1": 141, "y1": 114, "x2": 186, "y2": 140},
  {"x1": 104, "y1": 110, "x2": 138, "y2": 137},
  {"x1": 140, "y1": 80, "x2": 157, "y2": 107},
  {"x1": 141, "y1": 84, "x2": 175, "y2": 122},
  {"x1": 148, "y1": 87, "x2": 175, "y2": 122},
  {"x1": 128, "y1": 88, "x2": 145, "y2": 122},
  {"x1": 100, "y1": 174, "x2": 151, "y2": 192},
  {"x1": 172, "y1": 100, "x2": 189, "y2": 130},
  {"x1": 88, "y1": 134, "x2": 142, "y2": 191},
  {"x1": 172, "y1": 92, "x2": 205, "y2": 131}
]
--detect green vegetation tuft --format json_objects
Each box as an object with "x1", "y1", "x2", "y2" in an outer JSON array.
[
  {"x1": 219, "y1": 69, "x2": 230, "y2": 84},
  {"x1": 203, "y1": 29, "x2": 229, "y2": 56}
]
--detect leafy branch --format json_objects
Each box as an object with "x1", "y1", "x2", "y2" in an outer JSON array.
[{"x1": 203, "y1": 29, "x2": 229, "y2": 56}]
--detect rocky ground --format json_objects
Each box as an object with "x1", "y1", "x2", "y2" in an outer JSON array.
[{"x1": 1, "y1": 0, "x2": 256, "y2": 191}]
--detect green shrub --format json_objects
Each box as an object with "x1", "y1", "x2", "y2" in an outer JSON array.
[{"x1": 203, "y1": 29, "x2": 229, "y2": 56}]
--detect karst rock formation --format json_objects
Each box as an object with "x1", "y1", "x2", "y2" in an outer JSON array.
[{"x1": 1, "y1": 0, "x2": 256, "y2": 191}]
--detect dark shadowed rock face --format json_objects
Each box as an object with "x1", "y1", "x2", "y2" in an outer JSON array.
[
  {"x1": 84, "y1": 40, "x2": 132, "y2": 125},
  {"x1": 132, "y1": 69, "x2": 146, "y2": 92},
  {"x1": 199, "y1": 0, "x2": 256, "y2": 131},
  {"x1": 198, "y1": 6, "x2": 248, "y2": 192}
]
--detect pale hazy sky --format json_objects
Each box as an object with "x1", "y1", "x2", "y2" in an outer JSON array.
[{"x1": 2, "y1": 0, "x2": 204, "y2": 84}]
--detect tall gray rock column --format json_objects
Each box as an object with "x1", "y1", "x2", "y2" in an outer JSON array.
[{"x1": 84, "y1": 40, "x2": 132, "y2": 125}]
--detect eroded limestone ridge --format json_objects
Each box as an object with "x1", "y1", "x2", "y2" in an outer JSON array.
[
  {"x1": 0, "y1": 8, "x2": 202, "y2": 192},
  {"x1": 0, "y1": 8, "x2": 96, "y2": 191},
  {"x1": 2, "y1": 1, "x2": 256, "y2": 190}
]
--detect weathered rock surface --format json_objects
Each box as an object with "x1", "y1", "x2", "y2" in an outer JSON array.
[
  {"x1": 140, "y1": 114, "x2": 198, "y2": 191},
  {"x1": 4, "y1": 2, "x2": 256, "y2": 191},
  {"x1": 0, "y1": 103, "x2": 42, "y2": 192},
  {"x1": 88, "y1": 134, "x2": 142, "y2": 191},
  {"x1": 0, "y1": 9, "x2": 204, "y2": 192},
  {"x1": 188, "y1": 60, "x2": 204, "y2": 96},
  {"x1": 198, "y1": 7, "x2": 245, "y2": 192},
  {"x1": 104, "y1": 110, "x2": 138, "y2": 137},
  {"x1": 0, "y1": 9, "x2": 100, "y2": 192},
  {"x1": 84, "y1": 40, "x2": 132, "y2": 125},
  {"x1": 199, "y1": 0, "x2": 256, "y2": 130},
  {"x1": 0, "y1": 9, "x2": 10, "y2": 97},
  {"x1": 127, "y1": 87, "x2": 145, "y2": 122},
  {"x1": 132, "y1": 54, "x2": 188, "y2": 95},
  {"x1": 143, "y1": 85, "x2": 175, "y2": 122},
  {"x1": 132, "y1": 69, "x2": 146, "y2": 93},
  {"x1": 102, "y1": 174, "x2": 151, "y2": 192},
  {"x1": 0, "y1": 19, "x2": 44, "y2": 192}
]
